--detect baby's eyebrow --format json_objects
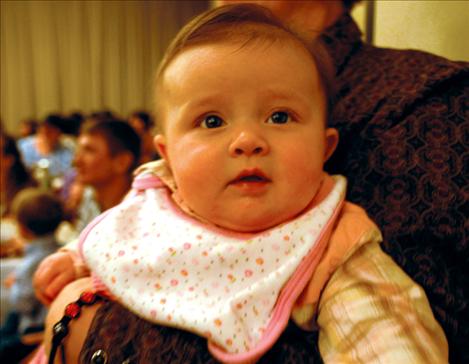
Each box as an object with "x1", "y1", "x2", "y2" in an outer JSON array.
[
  {"x1": 259, "y1": 88, "x2": 312, "y2": 107},
  {"x1": 184, "y1": 94, "x2": 225, "y2": 110}
]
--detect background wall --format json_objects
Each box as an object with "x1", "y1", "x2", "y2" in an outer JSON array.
[
  {"x1": 373, "y1": 0, "x2": 469, "y2": 61},
  {"x1": 0, "y1": 0, "x2": 209, "y2": 135},
  {"x1": 1, "y1": 1, "x2": 467, "y2": 135}
]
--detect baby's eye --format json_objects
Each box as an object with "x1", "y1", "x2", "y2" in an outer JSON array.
[
  {"x1": 200, "y1": 115, "x2": 225, "y2": 129},
  {"x1": 268, "y1": 111, "x2": 290, "y2": 124}
]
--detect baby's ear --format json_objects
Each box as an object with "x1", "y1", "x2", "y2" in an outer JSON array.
[
  {"x1": 324, "y1": 128, "x2": 339, "y2": 162},
  {"x1": 154, "y1": 134, "x2": 168, "y2": 161}
]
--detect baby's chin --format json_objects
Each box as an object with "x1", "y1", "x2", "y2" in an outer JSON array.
[{"x1": 212, "y1": 211, "x2": 300, "y2": 234}]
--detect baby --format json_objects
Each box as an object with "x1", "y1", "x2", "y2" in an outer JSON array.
[
  {"x1": 33, "y1": 4, "x2": 447, "y2": 363},
  {"x1": 1, "y1": 188, "x2": 63, "y2": 363}
]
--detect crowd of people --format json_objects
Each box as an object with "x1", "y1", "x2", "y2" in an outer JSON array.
[
  {"x1": 0, "y1": 109, "x2": 156, "y2": 362},
  {"x1": 0, "y1": 0, "x2": 467, "y2": 363}
]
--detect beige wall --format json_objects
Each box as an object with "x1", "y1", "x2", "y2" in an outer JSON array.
[
  {"x1": 351, "y1": 1, "x2": 367, "y2": 36},
  {"x1": 1, "y1": 1, "x2": 467, "y2": 134},
  {"x1": 374, "y1": 0, "x2": 469, "y2": 61},
  {"x1": 0, "y1": 0, "x2": 209, "y2": 135}
]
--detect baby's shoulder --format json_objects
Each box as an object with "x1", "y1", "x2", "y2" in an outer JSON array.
[{"x1": 328, "y1": 201, "x2": 382, "y2": 260}]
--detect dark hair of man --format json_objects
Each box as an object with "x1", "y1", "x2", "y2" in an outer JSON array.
[
  {"x1": 130, "y1": 111, "x2": 154, "y2": 131},
  {"x1": 12, "y1": 188, "x2": 64, "y2": 236},
  {"x1": 80, "y1": 118, "x2": 142, "y2": 172},
  {"x1": 43, "y1": 113, "x2": 65, "y2": 132},
  {"x1": 154, "y1": 3, "x2": 336, "y2": 129}
]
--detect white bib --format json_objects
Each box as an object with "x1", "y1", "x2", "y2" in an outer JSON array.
[{"x1": 80, "y1": 174, "x2": 346, "y2": 363}]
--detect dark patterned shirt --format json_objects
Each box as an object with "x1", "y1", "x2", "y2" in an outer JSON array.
[{"x1": 322, "y1": 13, "x2": 469, "y2": 363}]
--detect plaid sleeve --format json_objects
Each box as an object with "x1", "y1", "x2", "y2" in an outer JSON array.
[{"x1": 317, "y1": 241, "x2": 448, "y2": 363}]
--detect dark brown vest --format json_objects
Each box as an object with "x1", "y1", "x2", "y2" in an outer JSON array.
[{"x1": 80, "y1": 300, "x2": 323, "y2": 363}]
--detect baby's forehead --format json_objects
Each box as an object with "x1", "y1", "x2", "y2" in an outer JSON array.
[
  {"x1": 164, "y1": 21, "x2": 317, "y2": 74},
  {"x1": 164, "y1": 27, "x2": 318, "y2": 84},
  {"x1": 161, "y1": 36, "x2": 321, "y2": 102}
]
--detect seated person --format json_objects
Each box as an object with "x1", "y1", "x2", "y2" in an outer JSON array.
[
  {"x1": 0, "y1": 132, "x2": 37, "y2": 257},
  {"x1": 17, "y1": 114, "x2": 75, "y2": 188},
  {"x1": 33, "y1": 5, "x2": 446, "y2": 363},
  {"x1": 35, "y1": 119, "x2": 141, "y2": 300},
  {"x1": 18, "y1": 119, "x2": 38, "y2": 138},
  {"x1": 61, "y1": 118, "x2": 141, "y2": 240},
  {"x1": 0, "y1": 188, "x2": 63, "y2": 363},
  {"x1": 128, "y1": 110, "x2": 160, "y2": 164}
]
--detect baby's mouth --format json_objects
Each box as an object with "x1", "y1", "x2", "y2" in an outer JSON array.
[
  {"x1": 237, "y1": 175, "x2": 267, "y2": 182},
  {"x1": 230, "y1": 169, "x2": 271, "y2": 185}
]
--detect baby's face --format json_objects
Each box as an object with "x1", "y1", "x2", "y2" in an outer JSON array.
[{"x1": 155, "y1": 40, "x2": 337, "y2": 232}]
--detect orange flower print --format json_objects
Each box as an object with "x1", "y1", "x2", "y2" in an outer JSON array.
[{"x1": 256, "y1": 257, "x2": 264, "y2": 265}]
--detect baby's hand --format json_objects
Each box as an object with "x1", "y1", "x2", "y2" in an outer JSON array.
[{"x1": 33, "y1": 251, "x2": 77, "y2": 305}]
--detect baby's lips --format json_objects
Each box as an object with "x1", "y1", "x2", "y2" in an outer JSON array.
[{"x1": 230, "y1": 168, "x2": 271, "y2": 184}]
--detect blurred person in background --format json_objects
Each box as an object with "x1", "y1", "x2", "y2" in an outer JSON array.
[
  {"x1": 0, "y1": 132, "x2": 37, "y2": 257},
  {"x1": 128, "y1": 110, "x2": 160, "y2": 163},
  {"x1": 58, "y1": 118, "x2": 141, "y2": 242},
  {"x1": 17, "y1": 114, "x2": 75, "y2": 190},
  {"x1": 0, "y1": 133, "x2": 37, "y2": 217},
  {"x1": 34, "y1": 119, "x2": 141, "y2": 305},
  {"x1": 18, "y1": 119, "x2": 38, "y2": 138},
  {"x1": 63, "y1": 112, "x2": 84, "y2": 137},
  {"x1": 0, "y1": 188, "x2": 63, "y2": 363}
]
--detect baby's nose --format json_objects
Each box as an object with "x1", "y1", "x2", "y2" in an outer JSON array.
[{"x1": 228, "y1": 130, "x2": 269, "y2": 157}]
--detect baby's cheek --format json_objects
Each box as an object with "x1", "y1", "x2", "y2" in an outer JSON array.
[
  {"x1": 282, "y1": 152, "x2": 324, "y2": 192},
  {"x1": 170, "y1": 145, "x2": 221, "y2": 207}
]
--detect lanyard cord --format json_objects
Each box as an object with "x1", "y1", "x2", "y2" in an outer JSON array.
[{"x1": 48, "y1": 291, "x2": 106, "y2": 364}]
